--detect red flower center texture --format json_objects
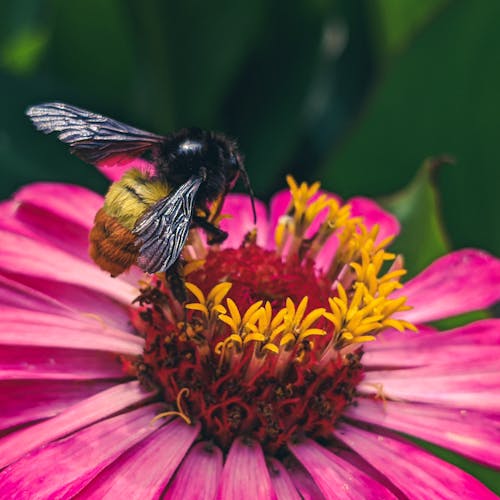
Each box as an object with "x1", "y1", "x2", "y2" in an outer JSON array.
[{"x1": 129, "y1": 244, "x2": 363, "y2": 455}]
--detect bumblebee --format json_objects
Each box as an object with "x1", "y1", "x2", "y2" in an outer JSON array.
[{"x1": 27, "y1": 102, "x2": 255, "y2": 278}]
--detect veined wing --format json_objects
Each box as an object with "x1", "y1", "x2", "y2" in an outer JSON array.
[
  {"x1": 133, "y1": 176, "x2": 203, "y2": 273},
  {"x1": 26, "y1": 102, "x2": 164, "y2": 164}
]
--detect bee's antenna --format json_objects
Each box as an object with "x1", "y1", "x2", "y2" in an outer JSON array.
[{"x1": 239, "y1": 165, "x2": 257, "y2": 224}]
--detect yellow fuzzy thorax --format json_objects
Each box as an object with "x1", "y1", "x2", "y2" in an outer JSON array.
[{"x1": 103, "y1": 169, "x2": 171, "y2": 230}]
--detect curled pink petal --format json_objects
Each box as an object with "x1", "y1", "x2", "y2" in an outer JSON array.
[
  {"x1": 217, "y1": 437, "x2": 275, "y2": 499},
  {"x1": 80, "y1": 419, "x2": 200, "y2": 499},
  {"x1": 395, "y1": 249, "x2": 500, "y2": 323},
  {"x1": 0, "y1": 404, "x2": 164, "y2": 498},
  {"x1": 165, "y1": 442, "x2": 223, "y2": 500},
  {"x1": 336, "y1": 423, "x2": 498, "y2": 499},
  {"x1": 288, "y1": 438, "x2": 396, "y2": 499},
  {"x1": 220, "y1": 194, "x2": 268, "y2": 248},
  {"x1": 0, "y1": 381, "x2": 155, "y2": 468},
  {"x1": 345, "y1": 398, "x2": 500, "y2": 467}
]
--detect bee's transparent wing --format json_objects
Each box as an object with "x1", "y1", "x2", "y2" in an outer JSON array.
[
  {"x1": 26, "y1": 102, "x2": 164, "y2": 164},
  {"x1": 133, "y1": 176, "x2": 203, "y2": 273}
]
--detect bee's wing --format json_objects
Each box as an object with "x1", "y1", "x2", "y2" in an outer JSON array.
[
  {"x1": 26, "y1": 102, "x2": 165, "y2": 165},
  {"x1": 133, "y1": 175, "x2": 203, "y2": 274}
]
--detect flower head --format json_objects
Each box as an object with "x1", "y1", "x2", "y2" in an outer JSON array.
[{"x1": 0, "y1": 176, "x2": 499, "y2": 498}]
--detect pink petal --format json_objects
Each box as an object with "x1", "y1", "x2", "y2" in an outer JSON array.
[
  {"x1": 288, "y1": 438, "x2": 396, "y2": 499},
  {"x1": 363, "y1": 319, "x2": 490, "y2": 354},
  {"x1": 80, "y1": 419, "x2": 200, "y2": 499},
  {"x1": 287, "y1": 463, "x2": 326, "y2": 500},
  {"x1": 13, "y1": 182, "x2": 103, "y2": 230},
  {"x1": 336, "y1": 423, "x2": 498, "y2": 499},
  {"x1": 0, "y1": 379, "x2": 116, "y2": 430},
  {"x1": 217, "y1": 437, "x2": 275, "y2": 499},
  {"x1": 0, "y1": 274, "x2": 76, "y2": 316},
  {"x1": 348, "y1": 197, "x2": 400, "y2": 242},
  {"x1": 0, "y1": 274, "x2": 131, "y2": 331},
  {"x1": 0, "y1": 404, "x2": 164, "y2": 498},
  {"x1": 96, "y1": 155, "x2": 155, "y2": 181},
  {"x1": 164, "y1": 442, "x2": 223, "y2": 500},
  {"x1": 313, "y1": 235, "x2": 341, "y2": 273},
  {"x1": 268, "y1": 459, "x2": 301, "y2": 500},
  {"x1": 363, "y1": 319, "x2": 500, "y2": 369},
  {"x1": 1, "y1": 199, "x2": 89, "y2": 260},
  {"x1": 359, "y1": 359, "x2": 500, "y2": 412},
  {"x1": 345, "y1": 398, "x2": 500, "y2": 468},
  {"x1": 219, "y1": 194, "x2": 268, "y2": 248},
  {"x1": 0, "y1": 308, "x2": 143, "y2": 355},
  {"x1": 5, "y1": 182, "x2": 149, "y2": 289},
  {"x1": 267, "y1": 190, "x2": 292, "y2": 245},
  {"x1": 0, "y1": 344, "x2": 127, "y2": 380},
  {"x1": 364, "y1": 343, "x2": 500, "y2": 370},
  {"x1": 0, "y1": 229, "x2": 137, "y2": 305},
  {"x1": 0, "y1": 381, "x2": 155, "y2": 468},
  {"x1": 395, "y1": 249, "x2": 500, "y2": 323}
]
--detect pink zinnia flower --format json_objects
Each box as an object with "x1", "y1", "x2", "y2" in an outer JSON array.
[{"x1": 0, "y1": 172, "x2": 499, "y2": 499}]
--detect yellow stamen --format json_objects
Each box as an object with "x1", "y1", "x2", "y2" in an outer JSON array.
[
  {"x1": 182, "y1": 178, "x2": 417, "y2": 372},
  {"x1": 184, "y1": 259, "x2": 206, "y2": 275},
  {"x1": 185, "y1": 281, "x2": 232, "y2": 320},
  {"x1": 185, "y1": 282, "x2": 205, "y2": 304}
]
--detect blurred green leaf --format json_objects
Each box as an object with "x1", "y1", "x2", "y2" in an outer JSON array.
[
  {"x1": 369, "y1": 0, "x2": 450, "y2": 58},
  {"x1": 128, "y1": 0, "x2": 267, "y2": 132},
  {"x1": 223, "y1": 0, "x2": 329, "y2": 194},
  {"x1": 289, "y1": 1, "x2": 376, "y2": 189},
  {"x1": 46, "y1": 0, "x2": 137, "y2": 110},
  {"x1": 1, "y1": 28, "x2": 49, "y2": 75},
  {"x1": 166, "y1": 0, "x2": 266, "y2": 127},
  {"x1": 379, "y1": 157, "x2": 450, "y2": 277},
  {"x1": 0, "y1": 0, "x2": 50, "y2": 76},
  {"x1": 432, "y1": 309, "x2": 490, "y2": 331},
  {"x1": 321, "y1": 0, "x2": 500, "y2": 256}
]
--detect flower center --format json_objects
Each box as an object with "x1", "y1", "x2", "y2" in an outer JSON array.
[{"x1": 127, "y1": 177, "x2": 416, "y2": 456}]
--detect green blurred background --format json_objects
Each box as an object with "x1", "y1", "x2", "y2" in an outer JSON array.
[{"x1": 0, "y1": 0, "x2": 499, "y2": 492}]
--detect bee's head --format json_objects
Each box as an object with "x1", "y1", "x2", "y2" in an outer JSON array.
[
  {"x1": 160, "y1": 128, "x2": 256, "y2": 222},
  {"x1": 201, "y1": 132, "x2": 256, "y2": 223},
  {"x1": 214, "y1": 135, "x2": 256, "y2": 224}
]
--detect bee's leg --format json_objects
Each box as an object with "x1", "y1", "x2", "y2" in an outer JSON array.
[
  {"x1": 165, "y1": 260, "x2": 188, "y2": 305},
  {"x1": 192, "y1": 215, "x2": 228, "y2": 245}
]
